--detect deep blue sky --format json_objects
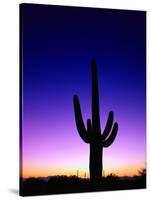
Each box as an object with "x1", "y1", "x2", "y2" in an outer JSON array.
[{"x1": 21, "y1": 4, "x2": 146, "y2": 177}]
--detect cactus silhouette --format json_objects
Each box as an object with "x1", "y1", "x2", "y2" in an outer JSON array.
[{"x1": 73, "y1": 60, "x2": 118, "y2": 182}]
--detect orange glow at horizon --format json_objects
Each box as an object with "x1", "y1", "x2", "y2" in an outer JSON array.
[{"x1": 21, "y1": 163, "x2": 146, "y2": 178}]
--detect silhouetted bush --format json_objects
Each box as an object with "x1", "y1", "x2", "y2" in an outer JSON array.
[
  {"x1": 133, "y1": 168, "x2": 146, "y2": 186},
  {"x1": 105, "y1": 173, "x2": 119, "y2": 181}
]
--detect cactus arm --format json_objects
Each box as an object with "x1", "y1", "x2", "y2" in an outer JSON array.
[
  {"x1": 73, "y1": 95, "x2": 90, "y2": 143},
  {"x1": 92, "y1": 60, "x2": 101, "y2": 133},
  {"x1": 87, "y1": 119, "x2": 92, "y2": 132},
  {"x1": 102, "y1": 122, "x2": 118, "y2": 147},
  {"x1": 101, "y1": 111, "x2": 114, "y2": 140},
  {"x1": 87, "y1": 119, "x2": 92, "y2": 141}
]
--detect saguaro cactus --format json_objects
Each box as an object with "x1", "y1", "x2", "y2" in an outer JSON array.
[{"x1": 73, "y1": 60, "x2": 118, "y2": 182}]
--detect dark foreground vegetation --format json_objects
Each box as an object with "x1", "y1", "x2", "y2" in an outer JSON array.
[{"x1": 20, "y1": 170, "x2": 146, "y2": 196}]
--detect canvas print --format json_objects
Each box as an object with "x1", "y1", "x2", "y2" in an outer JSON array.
[{"x1": 20, "y1": 3, "x2": 146, "y2": 196}]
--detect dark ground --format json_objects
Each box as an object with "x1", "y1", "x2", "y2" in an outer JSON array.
[{"x1": 20, "y1": 173, "x2": 146, "y2": 196}]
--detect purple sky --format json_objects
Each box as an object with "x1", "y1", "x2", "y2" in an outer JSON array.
[{"x1": 21, "y1": 4, "x2": 146, "y2": 177}]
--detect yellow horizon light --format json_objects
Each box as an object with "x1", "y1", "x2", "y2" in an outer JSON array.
[{"x1": 21, "y1": 163, "x2": 145, "y2": 178}]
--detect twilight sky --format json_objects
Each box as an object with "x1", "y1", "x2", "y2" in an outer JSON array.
[{"x1": 21, "y1": 4, "x2": 146, "y2": 178}]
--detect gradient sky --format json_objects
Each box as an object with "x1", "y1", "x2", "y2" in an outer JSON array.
[{"x1": 21, "y1": 4, "x2": 146, "y2": 178}]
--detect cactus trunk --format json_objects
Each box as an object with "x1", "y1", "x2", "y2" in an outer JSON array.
[{"x1": 90, "y1": 143, "x2": 103, "y2": 182}]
